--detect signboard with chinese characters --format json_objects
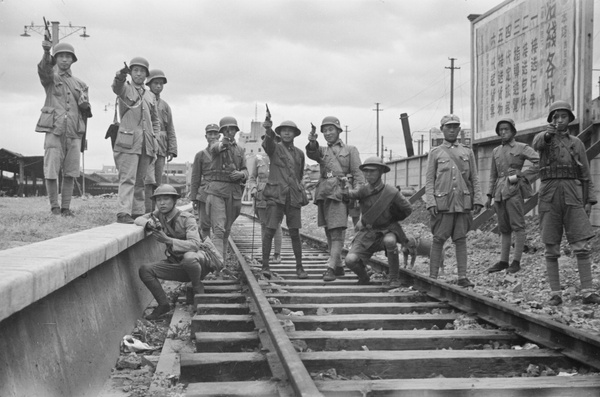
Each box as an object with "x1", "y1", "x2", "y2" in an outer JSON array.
[{"x1": 472, "y1": 0, "x2": 580, "y2": 140}]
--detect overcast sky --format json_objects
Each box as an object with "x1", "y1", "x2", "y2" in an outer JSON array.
[{"x1": 1, "y1": 0, "x2": 599, "y2": 170}]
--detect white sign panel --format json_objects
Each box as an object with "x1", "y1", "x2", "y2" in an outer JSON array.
[{"x1": 473, "y1": 0, "x2": 577, "y2": 139}]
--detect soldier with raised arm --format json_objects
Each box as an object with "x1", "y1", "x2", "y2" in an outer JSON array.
[
  {"x1": 532, "y1": 101, "x2": 600, "y2": 306},
  {"x1": 36, "y1": 40, "x2": 91, "y2": 216},
  {"x1": 306, "y1": 116, "x2": 364, "y2": 282}
]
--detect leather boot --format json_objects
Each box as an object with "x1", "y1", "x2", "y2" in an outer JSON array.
[{"x1": 387, "y1": 250, "x2": 402, "y2": 287}]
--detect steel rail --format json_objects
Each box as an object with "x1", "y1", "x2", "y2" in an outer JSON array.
[{"x1": 227, "y1": 235, "x2": 323, "y2": 397}]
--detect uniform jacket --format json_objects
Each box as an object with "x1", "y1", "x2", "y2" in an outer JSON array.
[
  {"x1": 425, "y1": 140, "x2": 484, "y2": 212},
  {"x1": 146, "y1": 92, "x2": 177, "y2": 158},
  {"x1": 205, "y1": 139, "x2": 248, "y2": 199},
  {"x1": 135, "y1": 208, "x2": 201, "y2": 255},
  {"x1": 248, "y1": 153, "x2": 270, "y2": 209},
  {"x1": 532, "y1": 131, "x2": 597, "y2": 206},
  {"x1": 306, "y1": 139, "x2": 364, "y2": 202},
  {"x1": 190, "y1": 147, "x2": 214, "y2": 203},
  {"x1": 263, "y1": 130, "x2": 306, "y2": 208},
  {"x1": 111, "y1": 76, "x2": 159, "y2": 156},
  {"x1": 36, "y1": 53, "x2": 89, "y2": 138},
  {"x1": 488, "y1": 139, "x2": 539, "y2": 201},
  {"x1": 348, "y1": 181, "x2": 412, "y2": 229}
]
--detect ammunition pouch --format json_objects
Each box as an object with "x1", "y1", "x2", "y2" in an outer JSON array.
[{"x1": 539, "y1": 164, "x2": 580, "y2": 181}]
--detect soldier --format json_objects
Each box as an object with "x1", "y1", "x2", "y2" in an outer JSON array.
[
  {"x1": 425, "y1": 114, "x2": 484, "y2": 287},
  {"x1": 344, "y1": 157, "x2": 412, "y2": 286},
  {"x1": 532, "y1": 100, "x2": 600, "y2": 305},
  {"x1": 144, "y1": 69, "x2": 177, "y2": 213},
  {"x1": 205, "y1": 116, "x2": 248, "y2": 259},
  {"x1": 306, "y1": 116, "x2": 364, "y2": 282},
  {"x1": 247, "y1": 148, "x2": 283, "y2": 266},
  {"x1": 190, "y1": 123, "x2": 220, "y2": 239},
  {"x1": 36, "y1": 40, "x2": 91, "y2": 216},
  {"x1": 485, "y1": 118, "x2": 539, "y2": 274},
  {"x1": 261, "y1": 119, "x2": 308, "y2": 278},
  {"x1": 112, "y1": 57, "x2": 160, "y2": 224},
  {"x1": 135, "y1": 184, "x2": 219, "y2": 320}
]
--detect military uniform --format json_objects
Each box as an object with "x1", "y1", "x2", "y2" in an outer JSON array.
[
  {"x1": 136, "y1": 208, "x2": 213, "y2": 315},
  {"x1": 205, "y1": 138, "x2": 248, "y2": 257},
  {"x1": 144, "y1": 91, "x2": 177, "y2": 212},
  {"x1": 190, "y1": 146, "x2": 215, "y2": 238},
  {"x1": 36, "y1": 48, "x2": 89, "y2": 213},
  {"x1": 486, "y1": 125, "x2": 539, "y2": 274},
  {"x1": 425, "y1": 139, "x2": 484, "y2": 282},
  {"x1": 111, "y1": 74, "x2": 159, "y2": 218}
]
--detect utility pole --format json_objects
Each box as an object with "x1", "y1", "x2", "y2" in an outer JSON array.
[
  {"x1": 345, "y1": 125, "x2": 350, "y2": 144},
  {"x1": 389, "y1": 149, "x2": 392, "y2": 161},
  {"x1": 373, "y1": 103, "x2": 383, "y2": 156},
  {"x1": 380, "y1": 136, "x2": 384, "y2": 160},
  {"x1": 445, "y1": 57, "x2": 460, "y2": 114},
  {"x1": 20, "y1": 20, "x2": 90, "y2": 45}
]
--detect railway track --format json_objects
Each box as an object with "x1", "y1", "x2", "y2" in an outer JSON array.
[{"x1": 181, "y1": 215, "x2": 600, "y2": 396}]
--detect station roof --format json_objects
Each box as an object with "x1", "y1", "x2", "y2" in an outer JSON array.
[{"x1": 0, "y1": 148, "x2": 44, "y2": 178}]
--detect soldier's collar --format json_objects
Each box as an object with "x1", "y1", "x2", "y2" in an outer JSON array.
[
  {"x1": 327, "y1": 139, "x2": 344, "y2": 148},
  {"x1": 163, "y1": 207, "x2": 180, "y2": 223},
  {"x1": 442, "y1": 140, "x2": 459, "y2": 148},
  {"x1": 502, "y1": 139, "x2": 515, "y2": 147},
  {"x1": 58, "y1": 69, "x2": 72, "y2": 77}
]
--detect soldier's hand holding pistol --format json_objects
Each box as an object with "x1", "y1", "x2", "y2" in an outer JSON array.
[
  {"x1": 308, "y1": 123, "x2": 317, "y2": 142},
  {"x1": 42, "y1": 40, "x2": 52, "y2": 53}
]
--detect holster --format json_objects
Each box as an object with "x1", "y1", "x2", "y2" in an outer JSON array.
[{"x1": 582, "y1": 180, "x2": 589, "y2": 206}]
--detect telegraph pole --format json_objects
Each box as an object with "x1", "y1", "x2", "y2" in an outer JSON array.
[
  {"x1": 373, "y1": 102, "x2": 383, "y2": 156},
  {"x1": 380, "y1": 136, "x2": 384, "y2": 160},
  {"x1": 345, "y1": 125, "x2": 350, "y2": 144},
  {"x1": 445, "y1": 58, "x2": 460, "y2": 114}
]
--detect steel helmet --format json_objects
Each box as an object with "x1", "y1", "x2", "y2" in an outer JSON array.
[
  {"x1": 320, "y1": 116, "x2": 343, "y2": 132},
  {"x1": 151, "y1": 184, "x2": 180, "y2": 199},
  {"x1": 129, "y1": 57, "x2": 150, "y2": 75},
  {"x1": 495, "y1": 118, "x2": 516, "y2": 136},
  {"x1": 219, "y1": 116, "x2": 239, "y2": 133},
  {"x1": 547, "y1": 100, "x2": 575, "y2": 123},
  {"x1": 53, "y1": 42, "x2": 77, "y2": 62},
  {"x1": 275, "y1": 120, "x2": 301, "y2": 136},
  {"x1": 205, "y1": 123, "x2": 220, "y2": 133},
  {"x1": 146, "y1": 69, "x2": 167, "y2": 85},
  {"x1": 359, "y1": 156, "x2": 391, "y2": 173}
]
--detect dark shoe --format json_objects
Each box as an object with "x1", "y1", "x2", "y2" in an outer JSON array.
[
  {"x1": 333, "y1": 266, "x2": 345, "y2": 277},
  {"x1": 357, "y1": 276, "x2": 371, "y2": 285},
  {"x1": 457, "y1": 278, "x2": 475, "y2": 288},
  {"x1": 548, "y1": 294, "x2": 563, "y2": 306},
  {"x1": 144, "y1": 303, "x2": 170, "y2": 321},
  {"x1": 51, "y1": 207, "x2": 61, "y2": 215},
  {"x1": 487, "y1": 261, "x2": 509, "y2": 273},
  {"x1": 117, "y1": 214, "x2": 135, "y2": 224},
  {"x1": 582, "y1": 292, "x2": 600, "y2": 305},
  {"x1": 296, "y1": 266, "x2": 309, "y2": 279},
  {"x1": 271, "y1": 254, "x2": 281, "y2": 264},
  {"x1": 507, "y1": 260, "x2": 521, "y2": 274},
  {"x1": 61, "y1": 208, "x2": 74, "y2": 217},
  {"x1": 323, "y1": 267, "x2": 336, "y2": 282}
]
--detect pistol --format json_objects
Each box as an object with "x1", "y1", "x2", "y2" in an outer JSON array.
[
  {"x1": 43, "y1": 17, "x2": 51, "y2": 42},
  {"x1": 265, "y1": 104, "x2": 271, "y2": 121}
]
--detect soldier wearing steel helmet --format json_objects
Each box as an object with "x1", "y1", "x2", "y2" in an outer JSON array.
[
  {"x1": 143, "y1": 69, "x2": 178, "y2": 213},
  {"x1": 532, "y1": 100, "x2": 600, "y2": 306},
  {"x1": 261, "y1": 118, "x2": 308, "y2": 278},
  {"x1": 135, "y1": 184, "x2": 221, "y2": 320},
  {"x1": 36, "y1": 40, "x2": 91, "y2": 216},
  {"x1": 425, "y1": 114, "x2": 484, "y2": 288},
  {"x1": 190, "y1": 123, "x2": 221, "y2": 239},
  {"x1": 485, "y1": 118, "x2": 539, "y2": 275},
  {"x1": 306, "y1": 116, "x2": 365, "y2": 282},
  {"x1": 343, "y1": 157, "x2": 412, "y2": 286},
  {"x1": 112, "y1": 57, "x2": 160, "y2": 224},
  {"x1": 205, "y1": 116, "x2": 248, "y2": 258}
]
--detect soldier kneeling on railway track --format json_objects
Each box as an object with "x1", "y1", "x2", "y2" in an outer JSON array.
[
  {"x1": 135, "y1": 184, "x2": 222, "y2": 320},
  {"x1": 343, "y1": 157, "x2": 413, "y2": 287}
]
